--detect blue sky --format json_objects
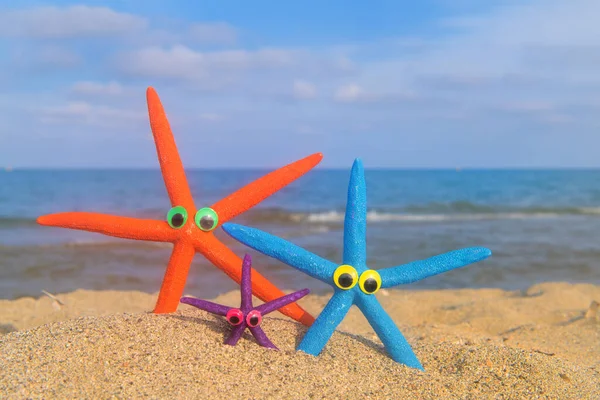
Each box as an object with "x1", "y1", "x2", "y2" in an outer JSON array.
[{"x1": 0, "y1": 0, "x2": 598, "y2": 168}]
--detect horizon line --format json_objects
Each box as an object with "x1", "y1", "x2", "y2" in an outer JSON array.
[{"x1": 4, "y1": 166, "x2": 600, "y2": 172}]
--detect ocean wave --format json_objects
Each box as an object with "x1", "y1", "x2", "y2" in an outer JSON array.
[
  {"x1": 0, "y1": 216, "x2": 39, "y2": 228},
  {"x1": 17, "y1": 239, "x2": 174, "y2": 250},
  {"x1": 3, "y1": 202, "x2": 600, "y2": 230},
  {"x1": 300, "y1": 210, "x2": 573, "y2": 223},
  {"x1": 240, "y1": 204, "x2": 600, "y2": 224}
]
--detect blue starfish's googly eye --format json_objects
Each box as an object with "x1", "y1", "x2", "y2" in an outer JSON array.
[
  {"x1": 333, "y1": 265, "x2": 358, "y2": 290},
  {"x1": 359, "y1": 270, "x2": 381, "y2": 294}
]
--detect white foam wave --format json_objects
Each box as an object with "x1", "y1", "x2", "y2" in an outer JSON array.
[
  {"x1": 302, "y1": 210, "x2": 584, "y2": 223},
  {"x1": 578, "y1": 207, "x2": 600, "y2": 215}
]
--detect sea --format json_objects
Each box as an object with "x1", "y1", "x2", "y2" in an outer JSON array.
[{"x1": 1, "y1": 168, "x2": 600, "y2": 300}]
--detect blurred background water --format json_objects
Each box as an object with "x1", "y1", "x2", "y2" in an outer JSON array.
[{"x1": 2, "y1": 168, "x2": 600, "y2": 299}]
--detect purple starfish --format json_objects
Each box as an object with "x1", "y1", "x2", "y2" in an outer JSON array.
[{"x1": 180, "y1": 253, "x2": 310, "y2": 349}]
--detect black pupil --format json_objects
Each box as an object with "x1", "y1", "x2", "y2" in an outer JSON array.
[
  {"x1": 337, "y1": 273, "x2": 354, "y2": 288},
  {"x1": 229, "y1": 316, "x2": 239, "y2": 324},
  {"x1": 171, "y1": 213, "x2": 184, "y2": 227},
  {"x1": 363, "y1": 278, "x2": 378, "y2": 293},
  {"x1": 200, "y1": 215, "x2": 214, "y2": 230},
  {"x1": 249, "y1": 316, "x2": 259, "y2": 326}
]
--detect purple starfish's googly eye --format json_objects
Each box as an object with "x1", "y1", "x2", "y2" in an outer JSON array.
[
  {"x1": 181, "y1": 253, "x2": 310, "y2": 349},
  {"x1": 246, "y1": 310, "x2": 262, "y2": 327},
  {"x1": 226, "y1": 308, "x2": 243, "y2": 326}
]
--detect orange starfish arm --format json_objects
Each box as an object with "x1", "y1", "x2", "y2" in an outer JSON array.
[
  {"x1": 146, "y1": 87, "x2": 196, "y2": 211},
  {"x1": 37, "y1": 212, "x2": 176, "y2": 242},
  {"x1": 195, "y1": 234, "x2": 315, "y2": 326},
  {"x1": 153, "y1": 240, "x2": 196, "y2": 313},
  {"x1": 211, "y1": 152, "x2": 323, "y2": 224}
]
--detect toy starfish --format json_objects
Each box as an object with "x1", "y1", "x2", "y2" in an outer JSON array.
[
  {"x1": 222, "y1": 159, "x2": 492, "y2": 370},
  {"x1": 181, "y1": 254, "x2": 310, "y2": 349},
  {"x1": 37, "y1": 87, "x2": 320, "y2": 326}
]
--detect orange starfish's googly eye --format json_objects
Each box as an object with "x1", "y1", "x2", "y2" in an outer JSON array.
[
  {"x1": 246, "y1": 310, "x2": 262, "y2": 327},
  {"x1": 333, "y1": 265, "x2": 358, "y2": 290},
  {"x1": 166, "y1": 206, "x2": 188, "y2": 229},
  {"x1": 195, "y1": 207, "x2": 219, "y2": 232},
  {"x1": 358, "y1": 270, "x2": 381, "y2": 295},
  {"x1": 226, "y1": 309, "x2": 243, "y2": 326}
]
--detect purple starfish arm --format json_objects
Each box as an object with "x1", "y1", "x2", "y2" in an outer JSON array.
[
  {"x1": 225, "y1": 323, "x2": 247, "y2": 346},
  {"x1": 249, "y1": 326, "x2": 277, "y2": 349},
  {"x1": 180, "y1": 296, "x2": 231, "y2": 316},
  {"x1": 255, "y1": 288, "x2": 310, "y2": 315},
  {"x1": 181, "y1": 253, "x2": 304, "y2": 350},
  {"x1": 240, "y1": 253, "x2": 253, "y2": 311}
]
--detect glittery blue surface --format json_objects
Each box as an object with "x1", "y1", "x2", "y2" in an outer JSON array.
[{"x1": 223, "y1": 159, "x2": 492, "y2": 370}]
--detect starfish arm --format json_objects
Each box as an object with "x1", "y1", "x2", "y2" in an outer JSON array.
[
  {"x1": 379, "y1": 247, "x2": 492, "y2": 288},
  {"x1": 210, "y1": 152, "x2": 323, "y2": 224},
  {"x1": 249, "y1": 326, "x2": 278, "y2": 349},
  {"x1": 355, "y1": 294, "x2": 423, "y2": 370},
  {"x1": 180, "y1": 297, "x2": 231, "y2": 316},
  {"x1": 153, "y1": 241, "x2": 196, "y2": 313},
  {"x1": 343, "y1": 158, "x2": 367, "y2": 267},
  {"x1": 225, "y1": 323, "x2": 246, "y2": 346},
  {"x1": 255, "y1": 288, "x2": 310, "y2": 315},
  {"x1": 240, "y1": 254, "x2": 253, "y2": 311},
  {"x1": 146, "y1": 87, "x2": 195, "y2": 211},
  {"x1": 222, "y1": 223, "x2": 338, "y2": 283},
  {"x1": 37, "y1": 212, "x2": 176, "y2": 242},
  {"x1": 196, "y1": 234, "x2": 315, "y2": 326},
  {"x1": 297, "y1": 291, "x2": 354, "y2": 356}
]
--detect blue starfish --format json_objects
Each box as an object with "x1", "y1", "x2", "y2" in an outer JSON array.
[{"x1": 222, "y1": 159, "x2": 491, "y2": 370}]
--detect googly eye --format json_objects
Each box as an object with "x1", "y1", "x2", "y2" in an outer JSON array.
[
  {"x1": 226, "y1": 309, "x2": 243, "y2": 326},
  {"x1": 245, "y1": 310, "x2": 262, "y2": 327},
  {"x1": 166, "y1": 206, "x2": 188, "y2": 229},
  {"x1": 359, "y1": 270, "x2": 381, "y2": 295},
  {"x1": 333, "y1": 265, "x2": 358, "y2": 290},
  {"x1": 194, "y1": 207, "x2": 219, "y2": 232}
]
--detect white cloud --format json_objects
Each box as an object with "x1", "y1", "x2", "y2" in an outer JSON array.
[
  {"x1": 5, "y1": 0, "x2": 600, "y2": 168},
  {"x1": 0, "y1": 6, "x2": 147, "y2": 38},
  {"x1": 117, "y1": 45, "x2": 299, "y2": 82},
  {"x1": 70, "y1": 81, "x2": 124, "y2": 96},
  {"x1": 333, "y1": 0, "x2": 600, "y2": 126},
  {"x1": 188, "y1": 22, "x2": 237, "y2": 45},
  {"x1": 296, "y1": 125, "x2": 318, "y2": 135},
  {"x1": 292, "y1": 80, "x2": 317, "y2": 100},
  {"x1": 497, "y1": 101, "x2": 555, "y2": 113},
  {"x1": 9, "y1": 45, "x2": 81, "y2": 69},
  {"x1": 37, "y1": 46, "x2": 81, "y2": 68},
  {"x1": 334, "y1": 83, "x2": 363, "y2": 102},
  {"x1": 199, "y1": 113, "x2": 224, "y2": 122},
  {"x1": 39, "y1": 101, "x2": 144, "y2": 126}
]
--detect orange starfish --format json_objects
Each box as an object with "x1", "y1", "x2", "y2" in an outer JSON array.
[{"x1": 37, "y1": 87, "x2": 319, "y2": 326}]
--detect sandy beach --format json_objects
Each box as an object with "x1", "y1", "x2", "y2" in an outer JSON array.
[{"x1": 1, "y1": 282, "x2": 599, "y2": 399}]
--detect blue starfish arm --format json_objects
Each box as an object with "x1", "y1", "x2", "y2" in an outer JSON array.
[
  {"x1": 297, "y1": 290, "x2": 354, "y2": 356},
  {"x1": 343, "y1": 158, "x2": 367, "y2": 268},
  {"x1": 379, "y1": 247, "x2": 492, "y2": 288},
  {"x1": 180, "y1": 297, "x2": 231, "y2": 316},
  {"x1": 355, "y1": 294, "x2": 424, "y2": 370},
  {"x1": 256, "y1": 288, "x2": 310, "y2": 315},
  {"x1": 222, "y1": 223, "x2": 338, "y2": 283}
]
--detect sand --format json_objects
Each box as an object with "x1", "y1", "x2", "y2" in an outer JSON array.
[{"x1": 1, "y1": 282, "x2": 599, "y2": 399}]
